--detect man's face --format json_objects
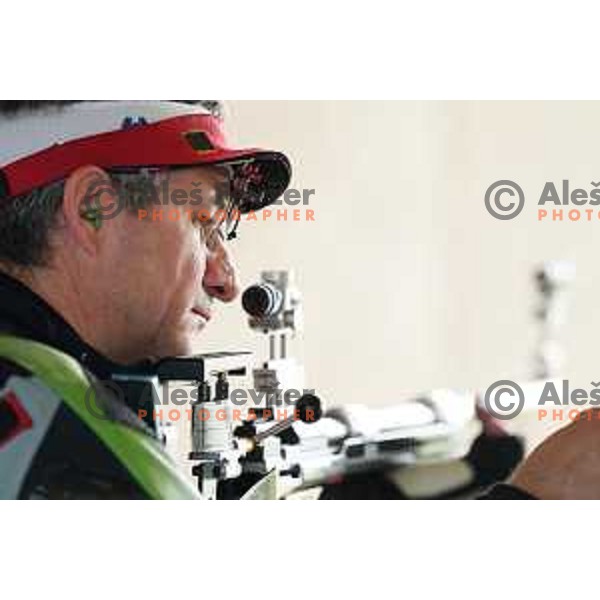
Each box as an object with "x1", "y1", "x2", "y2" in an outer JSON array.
[{"x1": 101, "y1": 165, "x2": 240, "y2": 361}]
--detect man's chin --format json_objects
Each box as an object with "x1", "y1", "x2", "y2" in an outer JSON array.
[
  {"x1": 157, "y1": 330, "x2": 207, "y2": 359},
  {"x1": 149, "y1": 316, "x2": 210, "y2": 359}
]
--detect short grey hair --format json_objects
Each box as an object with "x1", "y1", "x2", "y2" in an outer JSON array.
[
  {"x1": 0, "y1": 180, "x2": 65, "y2": 267},
  {"x1": 0, "y1": 172, "x2": 156, "y2": 268}
]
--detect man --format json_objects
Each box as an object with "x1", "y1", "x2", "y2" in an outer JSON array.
[
  {"x1": 0, "y1": 100, "x2": 593, "y2": 500},
  {"x1": 0, "y1": 100, "x2": 291, "y2": 498}
]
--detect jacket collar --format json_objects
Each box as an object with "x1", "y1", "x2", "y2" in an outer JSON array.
[{"x1": 0, "y1": 271, "x2": 124, "y2": 379}]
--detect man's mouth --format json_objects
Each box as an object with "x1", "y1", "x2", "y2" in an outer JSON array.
[{"x1": 191, "y1": 307, "x2": 213, "y2": 322}]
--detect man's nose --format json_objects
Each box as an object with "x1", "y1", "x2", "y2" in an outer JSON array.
[{"x1": 202, "y1": 244, "x2": 239, "y2": 303}]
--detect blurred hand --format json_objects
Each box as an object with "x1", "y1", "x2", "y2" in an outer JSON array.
[{"x1": 511, "y1": 409, "x2": 600, "y2": 499}]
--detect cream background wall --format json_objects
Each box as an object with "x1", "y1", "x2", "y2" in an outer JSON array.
[{"x1": 194, "y1": 101, "x2": 599, "y2": 431}]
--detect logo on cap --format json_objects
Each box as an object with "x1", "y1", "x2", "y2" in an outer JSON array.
[
  {"x1": 183, "y1": 130, "x2": 214, "y2": 153},
  {"x1": 121, "y1": 116, "x2": 149, "y2": 129}
]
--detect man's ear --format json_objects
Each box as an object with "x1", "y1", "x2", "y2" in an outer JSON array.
[{"x1": 62, "y1": 165, "x2": 114, "y2": 255}]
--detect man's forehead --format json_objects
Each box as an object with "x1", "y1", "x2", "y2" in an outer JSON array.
[{"x1": 166, "y1": 164, "x2": 230, "y2": 185}]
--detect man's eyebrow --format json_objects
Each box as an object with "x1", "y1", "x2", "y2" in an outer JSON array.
[
  {"x1": 212, "y1": 170, "x2": 232, "y2": 186},
  {"x1": 194, "y1": 164, "x2": 230, "y2": 181}
]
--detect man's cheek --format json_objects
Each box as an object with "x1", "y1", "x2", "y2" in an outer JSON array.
[
  {"x1": 191, "y1": 250, "x2": 208, "y2": 288},
  {"x1": 184, "y1": 255, "x2": 208, "y2": 307},
  {"x1": 176, "y1": 235, "x2": 207, "y2": 283}
]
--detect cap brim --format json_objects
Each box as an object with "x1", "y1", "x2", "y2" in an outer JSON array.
[{"x1": 188, "y1": 148, "x2": 292, "y2": 214}]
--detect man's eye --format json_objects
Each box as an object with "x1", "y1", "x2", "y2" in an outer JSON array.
[
  {"x1": 207, "y1": 225, "x2": 225, "y2": 246},
  {"x1": 193, "y1": 216, "x2": 215, "y2": 233},
  {"x1": 191, "y1": 214, "x2": 205, "y2": 228},
  {"x1": 200, "y1": 221, "x2": 225, "y2": 247}
]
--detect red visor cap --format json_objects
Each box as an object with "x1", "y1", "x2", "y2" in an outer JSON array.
[{"x1": 0, "y1": 113, "x2": 292, "y2": 214}]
